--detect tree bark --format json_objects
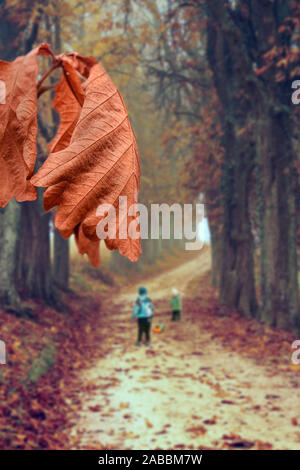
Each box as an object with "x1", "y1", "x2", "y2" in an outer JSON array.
[
  {"x1": 252, "y1": 0, "x2": 299, "y2": 328},
  {"x1": 257, "y1": 105, "x2": 299, "y2": 329},
  {"x1": 19, "y1": 190, "x2": 53, "y2": 302},
  {"x1": 110, "y1": 249, "x2": 141, "y2": 273},
  {"x1": 141, "y1": 239, "x2": 156, "y2": 266},
  {"x1": 210, "y1": 222, "x2": 222, "y2": 288},
  {"x1": 218, "y1": 120, "x2": 257, "y2": 317},
  {"x1": 0, "y1": 201, "x2": 21, "y2": 311},
  {"x1": 206, "y1": 4, "x2": 258, "y2": 317},
  {"x1": 54, "y1": 229, "x2": 70, "y2": 291}
]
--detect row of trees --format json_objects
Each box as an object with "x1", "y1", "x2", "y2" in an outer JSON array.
[{"x1": 205, "y1": 0, "x2": 300, "y2": 329}]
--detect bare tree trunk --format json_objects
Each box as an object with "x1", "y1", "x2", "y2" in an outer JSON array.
[
  {"x1": 206, "y1": 5, "x2": 258, "y2": 318},
  {"x1": 141, "y1": 239, "x2": 156, "y2": 266},
  {"x1": 19, "y1": 190, "x2": 53, "y2": 303},
  {"x1": 110, "y1": 249, "x2": 141, "y2": 274},
  {"x1": 210, "y1": 223, "x2": 222, "y2": 288},
  {"x1": 0, "y1": 200, "x2": 21, "y2": 311},
  {"x1": 0, "y1": 3, "x2": 42, "y2": 312},
  {"x1": 257, "y1": 105, "x2": 299, "y2": 329},
  {"x1": 219, "y1": 140, "x2": 257, "y2": 317},
  {"x1": 54, "y1": 229, "x2": 69, "y2": 291}
]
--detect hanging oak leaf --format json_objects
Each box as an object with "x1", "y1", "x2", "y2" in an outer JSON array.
[
  {"x1": 46, "y1": 56, "x2": 99, "y2": 265},
  {"x1": 74, "y1": 223, "x2": 100, "y2": 267},
  {"x1": 49, "y1": 59, "x2": 83, "y2": 153},
  {"x1": 32, "y1": 57, "x2": 141, "y2": 265},
  {"x1": 0, "y1": 44, "x2": 51, "y2": 206}
]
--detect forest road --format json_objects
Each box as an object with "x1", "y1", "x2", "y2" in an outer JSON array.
[{"x1": 70, "y1": 248, "x2": 300, "y2": 450}]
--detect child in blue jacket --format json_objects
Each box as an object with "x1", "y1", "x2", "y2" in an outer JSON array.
[{"x1": 132, "y1": 286, "x2": 154, "y2": 346}]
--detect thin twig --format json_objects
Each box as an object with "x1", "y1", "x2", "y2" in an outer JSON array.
[
  {"x1": 37, "y1": 84, "x2": 56, "y2": 98},
  {"x1": 37, "y1": 59, "x2": 61, "y2": 90}
]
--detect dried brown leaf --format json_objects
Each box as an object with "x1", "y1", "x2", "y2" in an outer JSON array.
[
  {"x1": 32, "y1": 58, "x2": 141, "y2": 265},
  {"x1": 0, "y1": 44, "x2": 51, "y2": 206}
]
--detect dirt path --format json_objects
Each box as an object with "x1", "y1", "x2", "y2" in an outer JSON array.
[{"x1": 70, "y1": 249, "x2": 300, "y2": 450}]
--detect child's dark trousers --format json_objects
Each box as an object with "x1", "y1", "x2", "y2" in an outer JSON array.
[
  {"x1": 137, "y1": 318, "x2": 151, "y2": 343},
  {"x1": 172, "y1": 310, "x2": 181, "y2": 321}
]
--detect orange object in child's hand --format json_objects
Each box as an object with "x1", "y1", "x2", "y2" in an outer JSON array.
[{"x1": 153, "y1": 324, "x2": 164, "y2": 333}]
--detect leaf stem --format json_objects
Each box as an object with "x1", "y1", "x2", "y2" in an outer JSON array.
[
  {"x1": 37, "y1": 84, "x2": 56, "y2": 98},
  {"x1": 37, "y1": 59, "x2": 62, "y2": 91}
]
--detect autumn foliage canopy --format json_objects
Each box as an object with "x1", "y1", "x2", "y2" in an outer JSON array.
[{"x1": 0, "y1": 44, "x2": 141, "y2": 266}]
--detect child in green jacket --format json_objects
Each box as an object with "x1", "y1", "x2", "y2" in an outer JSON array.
[{"x1": 170, "y1": 288, "x2": 182, "y2": 321}]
